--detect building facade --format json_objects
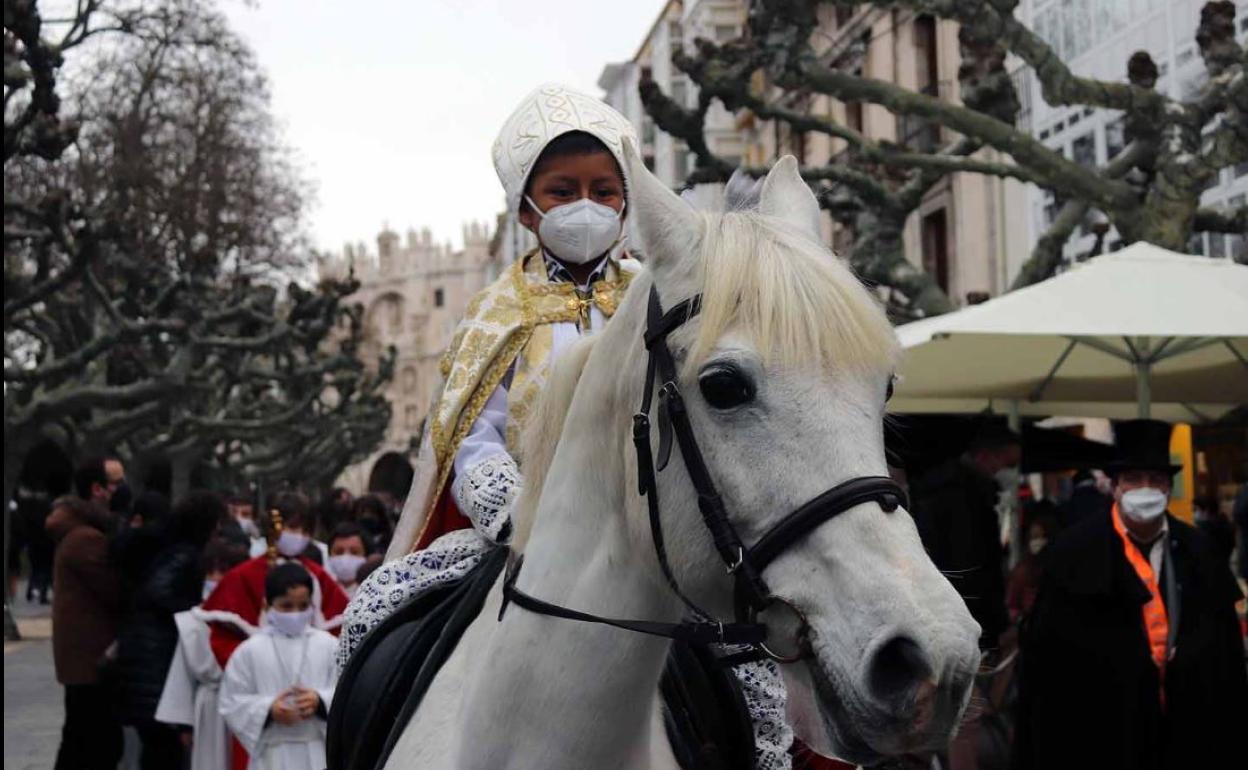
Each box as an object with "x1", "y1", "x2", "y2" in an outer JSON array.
[
  {"x1": 1018, "y1": 0, "x2": 1248, "y2": 262},
  {"x1": 599, "y1": 2, "x2": 1034, "y2": 305},
  {"x1": 319, "y1": 222, "x2": 502, "y2": 494},
  {"x1": 599, "y1": 0, "x2": 748, "y2": 187}
]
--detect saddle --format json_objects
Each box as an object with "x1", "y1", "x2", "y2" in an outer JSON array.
[{"x1": 327, "y1": 546, "x2": 755, "y2": 770}]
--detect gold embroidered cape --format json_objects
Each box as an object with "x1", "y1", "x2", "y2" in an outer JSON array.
[{"x1": 388, "y1": 250, "x2": 635, "y2": 557}]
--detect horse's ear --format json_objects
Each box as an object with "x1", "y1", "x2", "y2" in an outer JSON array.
[
  {"x1": 623, "y1": 138, "x2": 699, "y2": 273},
  {"x1": 759, "y1": 155, "x2": 822, "y2": 242}
]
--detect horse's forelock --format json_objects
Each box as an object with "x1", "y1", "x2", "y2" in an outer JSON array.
[{"x1": 685, "y1": 212, "x2": 899, "y2": 375}]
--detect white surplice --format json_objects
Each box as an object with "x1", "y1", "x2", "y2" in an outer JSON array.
[
  {"x1": 157, "y1": 608, "x2": 256, "y2": 770},
  {"x1": 218, "y1": 627, "x2": 338, "y2": 770}
]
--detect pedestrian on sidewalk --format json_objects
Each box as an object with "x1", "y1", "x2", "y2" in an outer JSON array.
[
  {"x1": 45, "y1": 493, "x2": 123, "y2": 770},
  {"x1": 114, "y1": 490, "x2": 226, "y2": 769},
  {"x1": 1013, "y1": 419, "x2": 1248, "y2": 770}
]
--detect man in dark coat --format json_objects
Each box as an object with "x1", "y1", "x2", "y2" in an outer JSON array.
[
  {"x1": 46, "y1": 494, "x2": 123, "y2": 770},
  {"x1": 910, "y1": 421, "x2": 1018, "y2": 650},
  {"x1": 1013, "y1": 419, "x2": 1247, "y2": 770}
]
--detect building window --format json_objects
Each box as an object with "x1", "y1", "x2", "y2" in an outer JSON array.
[
  {"x1": 1105, "y1": 118, "x2": 1126, "y2": 160},
  {"x1": 714, "y1": 25, "x2": 737, "y2": 41},
  {"x1": 845, "y1": 100, "x2": 863, "y2": 134},
  {"x1": 914, "y1": 15, "x2": 938, "y2": 95},
  {"x1": 921, "y1": 209, "x2": 950, "y2": 294},
  {"x1": 835, "y1": 5, "x2": 858, "y2": 27},
  {"x1": 671, "y1": 78, "x2": 688, "y2": 109},
  {"x1": 1072, "y1": 133, "x2": 1096, "y2": 166},
  {"x1": 434, "y1": 288, "x2": 444, "y2": 307},
  {"x1": 642, "y1": 117, "x2": 656, "y2": 144}
]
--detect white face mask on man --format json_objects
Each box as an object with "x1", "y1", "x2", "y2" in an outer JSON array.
[
  {"x1": 525, "y1": 196, "x2": 624, "y2": 265},
  {"x1": 1119, "y1": 486, "x2": 1169, "y2": 525}
]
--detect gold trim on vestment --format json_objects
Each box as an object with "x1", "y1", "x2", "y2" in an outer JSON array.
[{"x1": 411, "y1": 249, "x2": 634, "y2": 552}]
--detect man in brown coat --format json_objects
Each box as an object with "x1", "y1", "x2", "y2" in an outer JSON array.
[{"x1": 46, "y1": 490, "x2": 123, "y2": 770}]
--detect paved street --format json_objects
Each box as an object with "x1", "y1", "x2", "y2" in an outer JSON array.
[{"x1": 4, "y1": 599, "x2": 61, "y2": 770}]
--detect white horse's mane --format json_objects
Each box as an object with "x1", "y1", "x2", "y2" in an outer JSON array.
[{"x1": 511, "y1": 333, "x2": 598, "y2": 551}]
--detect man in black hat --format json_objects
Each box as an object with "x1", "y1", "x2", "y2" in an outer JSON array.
[{"x1": 1013, "y1": 419, "x2": 1246, "y2": 770}]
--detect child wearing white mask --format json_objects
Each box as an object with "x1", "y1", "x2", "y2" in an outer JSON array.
[
  {"x1": 219, "y1": 562, "x2": 337, "y2": 770},
  {"x1": 343, "y1": 84, "x2": 642, "y2": 663},
  {"x1": 326, "y1": 523, "x2": 370, "y2": 597}
]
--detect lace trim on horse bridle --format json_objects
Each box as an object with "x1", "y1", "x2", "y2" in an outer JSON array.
[{"x1": 501, "y1": 284, "x2": 906, "y2": 662}]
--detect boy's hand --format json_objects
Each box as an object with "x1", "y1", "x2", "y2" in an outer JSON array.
[
  {"x1": 291, "y1": 687, "x2": 321, "y2": 718},
  {"x1": 270, "y1": 691, "x2": 302, "y2": 725}
]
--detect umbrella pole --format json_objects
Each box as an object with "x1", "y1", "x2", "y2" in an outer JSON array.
[{"x1": 1135, "y1": 337, "x2": 1152, "y2": 419}]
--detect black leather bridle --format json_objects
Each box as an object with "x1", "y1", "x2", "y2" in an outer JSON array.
[{"x1": 502, "y1": 284, "x2": 907, "y2": 662}]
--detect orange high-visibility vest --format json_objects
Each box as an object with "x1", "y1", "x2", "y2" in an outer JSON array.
[{"x1": 1111, "y1": 504, "x2": 1169, "y2": 677}]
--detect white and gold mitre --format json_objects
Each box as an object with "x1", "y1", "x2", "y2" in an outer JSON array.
[{"x1": 492, "y1": 83, "x2": 638, "y2": 213}]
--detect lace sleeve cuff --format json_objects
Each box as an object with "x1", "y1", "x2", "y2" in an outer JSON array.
[{"x1": 451, "y1": 453, "x2": 522, "y2": 544}]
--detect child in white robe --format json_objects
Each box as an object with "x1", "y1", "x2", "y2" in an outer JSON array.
[
  {"x1": 219, "y1": 562, "x2": 337, "y2": 770},
  {"x1": 157, "y1": 540, "x2": 253, "y2": 770}
]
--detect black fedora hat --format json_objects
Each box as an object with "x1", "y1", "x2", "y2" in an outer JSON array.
[{"x1": 1107, "y1": 419, "x2": 1182, "y2": 475}]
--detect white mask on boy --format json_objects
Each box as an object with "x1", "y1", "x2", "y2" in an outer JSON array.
[
  {"x1": 525, "y1": 196, "x2": 623, "y2": 265},
  {"x1": 267, "y1": 607, "x2": 313, "y2": 638},
  {"x1": 328, "y1": 554, "x2": 366, "y2": 585}
]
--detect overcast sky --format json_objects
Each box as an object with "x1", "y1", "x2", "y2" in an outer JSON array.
[{"x1": 221, "y1": 0, "x2": 667, "y2": 255}]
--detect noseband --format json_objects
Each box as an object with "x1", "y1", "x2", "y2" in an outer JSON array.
[{"x1": 502, "y1": 284, "x2": 906, "y2": 662}]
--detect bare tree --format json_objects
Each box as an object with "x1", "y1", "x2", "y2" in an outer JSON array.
[
  {"x1": 5, "y1": 0, "x2": 391, "y2": 510},
  {"x1": 642, "y1": 0, "x2": 1247, "y2": 318}
]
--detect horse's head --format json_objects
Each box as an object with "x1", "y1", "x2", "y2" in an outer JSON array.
[{"x1": 618, "y1": 144, "x2": 981, "y2": 763}]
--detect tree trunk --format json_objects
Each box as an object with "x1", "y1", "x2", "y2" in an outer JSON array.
[{"x1": 170, "y1": 454, "x2": 194, "y2": 503}]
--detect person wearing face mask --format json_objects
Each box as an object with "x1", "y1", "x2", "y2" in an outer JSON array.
[
  {"x1": 155, "y1": 537, "x2": 249, "y2": 770},
  {"x1": 325, "y1": 522, "x2": 370, "y2": 597},
  {"x1": 1014, "y1": 419, "x2": 1247, "y2": 770},
  {"x1": 340, "y1": 84, "x2": 639, "y2": 664},
  {"x1": 1006, "y1": 514, "x2": 1056, "y2": 623},
  {"x1": 201, "y1": 491, "x2": 348, "y2": 770},
  {"x1": 218, "y1": 563, "x2": 337, "y2": 770}
]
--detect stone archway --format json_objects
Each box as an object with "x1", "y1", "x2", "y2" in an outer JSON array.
[{"x1": 367, "y1": 451, "x2": 414, "y2": 504}]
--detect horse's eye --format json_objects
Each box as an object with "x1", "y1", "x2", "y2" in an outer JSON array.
[
  {"x1": 699, "y1": 367, "x2": 755, "y2": 410},
  {"x1": 886, "y1": 375, "x2": 895, "y2": 402}
]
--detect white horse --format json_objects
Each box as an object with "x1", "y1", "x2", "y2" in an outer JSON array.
[{"x1": 382, "y1": 146, "x2": 981, "y2": 769}]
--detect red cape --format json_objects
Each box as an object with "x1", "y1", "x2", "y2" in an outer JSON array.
[
  {"x1": 201, "y1": 554, "x2": 349, "y2": 666},
  {"x1": 201, "y1": 554, "x2": 348, "y2": 770},
  {"x1": 413, "y1": 482, "x2": 472, "y2": 553}
]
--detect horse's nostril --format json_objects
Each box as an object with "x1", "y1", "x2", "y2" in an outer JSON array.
[{"x1": 867, "y1": 636, "x2": 934, "y2": 704}]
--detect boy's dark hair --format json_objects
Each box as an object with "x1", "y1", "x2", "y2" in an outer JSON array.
[
  {"x1": 132, "y1": 490, "x2": 172, "y2": 530},
  {"x1": 265, "y1": 561, "x2": 314, "y2": 603},
  {"x1": 73, "y1": 456, "x2": 108, "y2": 500},
  {"x1": 268, "y1": 490, "x2": 311, "y2": 533},
  {"x1": 202, "y1": 536, "x2": 249, "y2": 575},
  {"x1": 520, "y1": 130, "x2": 622, "y2": 209},
  {"x1": 329, "y1": 521, "x2": 372, "y2": 553}
]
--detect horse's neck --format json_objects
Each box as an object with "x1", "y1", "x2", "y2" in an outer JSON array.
[{"x1": 458, "y1": 384, "x2": 681, "y2": 767}]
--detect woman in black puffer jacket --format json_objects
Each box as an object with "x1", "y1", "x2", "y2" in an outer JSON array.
[{"x1": 112, "y1": 490, "x2": 225, "y2": 769}]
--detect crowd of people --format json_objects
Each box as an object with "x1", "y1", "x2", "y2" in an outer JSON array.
[
  {"x1": 908, "y1": 418, "x2": 1248, "y2": 770},
  {"x1": 16, "y1": 454, "x2": 400, "y2": 770}
]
